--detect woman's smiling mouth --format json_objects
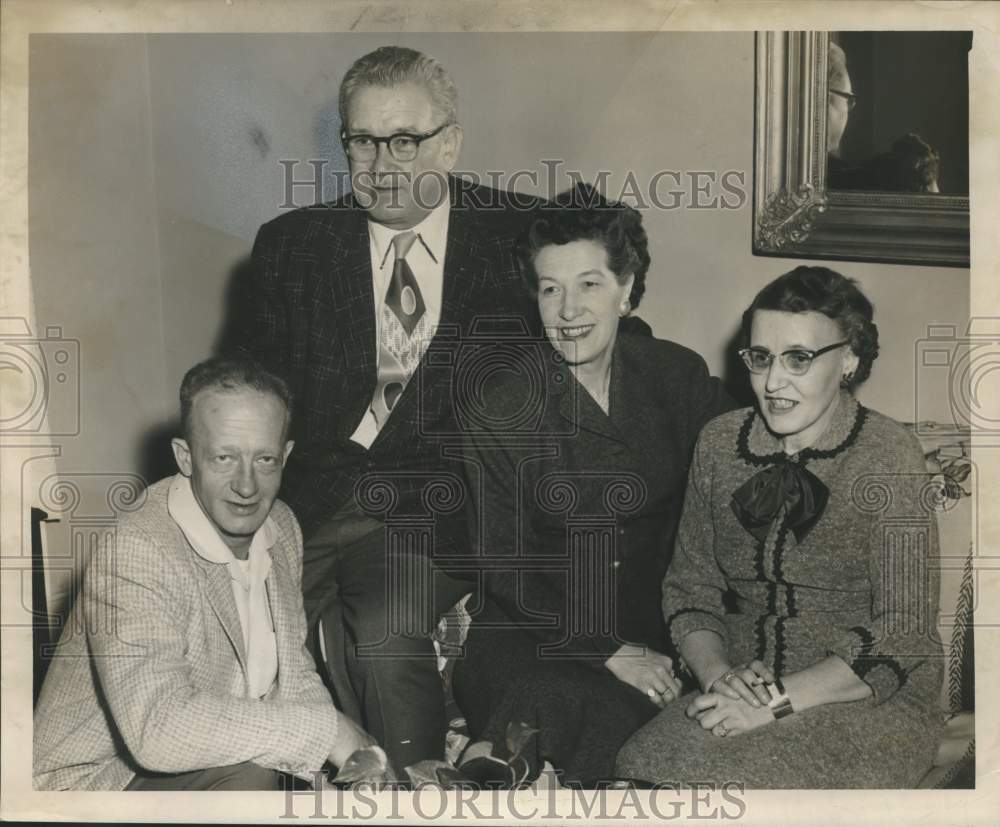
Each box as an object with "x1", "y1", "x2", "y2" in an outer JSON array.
[{"x1": 558, "y1": 324, "x2": 595, "y2": 339}]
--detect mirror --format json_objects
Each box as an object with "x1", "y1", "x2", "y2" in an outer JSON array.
[
  {"x1": 753, "y1": 31, "x2": 970, "y2": 268},
  {"x1": 827, "y1": 32, "x2": 971, "y2": 196}
]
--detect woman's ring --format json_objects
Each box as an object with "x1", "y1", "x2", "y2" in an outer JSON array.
[
  {"x1": 722, "y1": 671, "x2": 737, "y2": 685},
  {"x1": 647, "y1": 688, "x2": 657, "y2": 699},
  {"x1": 713, "y1": 723, "x2": 729, "y2": 737}
]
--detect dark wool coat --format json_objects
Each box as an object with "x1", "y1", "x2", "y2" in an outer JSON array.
[{"x1": 454, "y1": 332, "x2": 732, "y2": 782}]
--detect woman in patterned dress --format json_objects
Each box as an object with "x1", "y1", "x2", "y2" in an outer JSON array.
[{"x1": 616, "y1": 266, "x2": 943, "y2": 788}]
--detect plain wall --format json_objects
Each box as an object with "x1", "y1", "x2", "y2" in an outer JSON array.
[{"x1": 29, "y1": 32, "x2": 971, "y2": 607}]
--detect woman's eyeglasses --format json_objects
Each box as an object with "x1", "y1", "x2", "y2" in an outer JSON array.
[
  {"x1": 739, "y1": 341, "x2": 849, "y2": 376},
  {"x1": 341, "y1": 123, "x2": 450, "y2": 163}
]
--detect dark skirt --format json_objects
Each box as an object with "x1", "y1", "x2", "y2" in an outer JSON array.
[{"x1": 453, "y1": 624, "x2": 660, "y2": 785}]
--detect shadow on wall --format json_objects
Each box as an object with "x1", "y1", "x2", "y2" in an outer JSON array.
[
  {"x1": 214, "y1": 254, "x2": 256, "y2": 357},
  {"x1": 139, "y1": 417, "x2": 181, "y2": 487},
  {"x1": 136, "y1": 252, "x2": 258, "y2": 486}
]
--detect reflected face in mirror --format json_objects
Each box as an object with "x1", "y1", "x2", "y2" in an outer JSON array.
[
  {"x1": 824, "y1": 32, "x2": 966, "y2": 195},
  {"x1": 827, "y1": 80, "x2": 852, "y2": 155},
  {"x1": 827, "y1": 52, "x2": 853, "y2": 155}
]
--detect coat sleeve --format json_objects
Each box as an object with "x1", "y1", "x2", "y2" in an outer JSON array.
[
  {"x1": 662, "y1": 427, "x2": 731, "y2": 655},
  {"x1": 824, "y1": 433, "x2": 941, "y2": 704},
  {"x1": 85, "y1": 525, "x2": 339, "y2": 776}
]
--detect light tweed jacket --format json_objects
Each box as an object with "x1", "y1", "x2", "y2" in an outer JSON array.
[{"x1": 33, "y1": 476, "x2": 340, "y2": 791}]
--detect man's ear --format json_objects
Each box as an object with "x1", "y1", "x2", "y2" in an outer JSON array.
[
  {"x1": 282, "y1": 440, "x2": 295, "y2": 467},
  {"x1": 171, "y1": 438, "x2": 193, "y2": 477},
  {"x1": 441, "y1": 123, "x2": 463, "y2": 171}
]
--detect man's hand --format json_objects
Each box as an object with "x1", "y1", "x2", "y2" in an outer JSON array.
[
  {"x1": 605, "y1": 644, "x2": 682, "y2": 709},
  {"x1": 328, "y1": 715, "x2": 378, "y2": 768},
  {"x1": 685, "y1": 691, "x2": 774, "y2": 737}
]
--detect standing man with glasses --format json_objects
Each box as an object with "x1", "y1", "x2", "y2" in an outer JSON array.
[{"x1": 234, "y1": 46, "x2": 541, "y2": 775}]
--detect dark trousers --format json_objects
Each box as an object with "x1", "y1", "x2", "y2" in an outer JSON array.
[
  {"x1": 302, "y1": 504, "x2": 470, "y2": 776},
  {"x1": 126, "y1": 762, "x2": 282, "y2": 791}
]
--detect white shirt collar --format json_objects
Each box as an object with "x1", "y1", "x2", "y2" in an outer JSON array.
[
  {"x1": 166, "y1": 474, "x2": 277, "y2": 573},
  {"x1": 367, "y1": 196, "x2": 450, "y2": 271}
]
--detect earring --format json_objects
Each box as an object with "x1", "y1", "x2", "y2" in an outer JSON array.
[
  {"x1": 619, "y1": 299, "x2": 630, "y2": 316},
  {"x1": 840, "y1": 372, "x2": 855, "y2": 388}
]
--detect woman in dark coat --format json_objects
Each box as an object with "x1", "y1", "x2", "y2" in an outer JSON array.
[{"x1": 452, "y1": 185, "x2": 731, "y2": 784}]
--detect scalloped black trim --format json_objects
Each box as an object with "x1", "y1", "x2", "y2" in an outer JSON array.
[
  {"x1": 736, "y1": 409, "x2": 767, "y2": 467},
  {"x1": 772, "y1": 521, "x2": 798, "y2": 616},
  {"x1": 785, "y1": 583, "x2": 797, "y2": 616},
  {"x1": 665, "y1": 607, "x2": 713, "y2": 653},
  {"x1": 774, "y1": 616, "x2": 787, "y2": 676},
  {"x1": 773, "y1": 519, "x2": 788, "y2": 581},
  {"x1": 770, "y1": 519, "x2": 791, "y2": 673},
  {"x1": 800, "y1": 405, "x2": 869, "y2": 462},
  {"x1": 752, "y1": 535, "x2": 768, "y2": 582},
  {"x1": 853, "y1": 655, "x2": 909, "y2": 691},
  {"x1": 736, "y1": 403, "x2": 870, "y2": 467},
  {"x1": 754, "y1": 614, "x2": 768, "y2": 662},
  {"x1": 850, "y1": 625, "x2": 876, "y2": 659}
]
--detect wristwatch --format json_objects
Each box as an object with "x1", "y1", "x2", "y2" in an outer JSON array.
[{"x1": 765, "y1": 678, "x2": 794, "y2": 719}]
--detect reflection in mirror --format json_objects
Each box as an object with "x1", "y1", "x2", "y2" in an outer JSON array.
[{"x1": 826, "y1": 32, "x2": 971, "y2": 195}]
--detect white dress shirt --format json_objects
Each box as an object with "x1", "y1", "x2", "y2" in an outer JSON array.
[{"x1": 349, "y1": 197, "x2": 450, "y2": 448}]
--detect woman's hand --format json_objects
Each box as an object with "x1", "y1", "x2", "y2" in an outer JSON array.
[
  {"x1": 605, "y1": 644, "x2": 683, "y2": 709},
  {"x1": 705, "y1": 660, "x2": 775, "y2": 708},
  {"x1": 685, "y1": 692, "x2": 774, "y2": 737}
]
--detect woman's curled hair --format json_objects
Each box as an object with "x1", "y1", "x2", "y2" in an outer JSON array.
[
  {"x1": 517, "y1": 183, "x2": 650, "y2": 310},
  {"x1": 740, "y1": 265, "x2": 880, "y2": 390}
]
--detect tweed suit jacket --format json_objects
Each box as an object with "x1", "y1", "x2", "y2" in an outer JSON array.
[
  {"x1": 238, "y1": 180, "x2": 541, "y2": 546},
  {"x1": 32, "y1": 477, "x2": 340, "y2": 791}
]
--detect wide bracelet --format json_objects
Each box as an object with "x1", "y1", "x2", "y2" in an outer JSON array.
[{"x1": 765, "y1": 679, "x2": 794, "y2": 719}]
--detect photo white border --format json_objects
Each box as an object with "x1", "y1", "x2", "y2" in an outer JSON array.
[{"x1": 2, "y1": 1, "x2": 997, "y2": 824}]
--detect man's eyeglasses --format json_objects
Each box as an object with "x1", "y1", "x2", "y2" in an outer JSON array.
[
  {"x1": 828, "y1": 88, "x2": 857, "y2": 112},
  {"x1": 341, "y1": 123, "x2": 450, "y2": 163},
  {"x1": 739, "y1": 341, "x2": 849, "y2": 376}
]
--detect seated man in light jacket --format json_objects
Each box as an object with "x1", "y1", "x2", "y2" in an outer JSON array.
[{"x1": 33, "y1": 357, "x2": 373, "y2": 790}]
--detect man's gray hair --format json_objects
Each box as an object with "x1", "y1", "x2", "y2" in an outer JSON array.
[
  {"x1": 338, "y1": 45, "x2": 458, "y2": 130},
  {"x1": 828, "y1": 41, "x2": 849, "y2": 91}
]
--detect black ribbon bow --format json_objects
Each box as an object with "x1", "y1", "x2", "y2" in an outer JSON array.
[{"x1": 730, "y1": 460, "x2": 830, "y2": 543}]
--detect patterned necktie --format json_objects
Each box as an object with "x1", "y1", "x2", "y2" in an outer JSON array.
[
  {"x1": 369, "y1": 231, "x2": 431, "y2": 428},
  {"x1": 385, "y1": 231, "x2": 426, "y2": 336}
]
